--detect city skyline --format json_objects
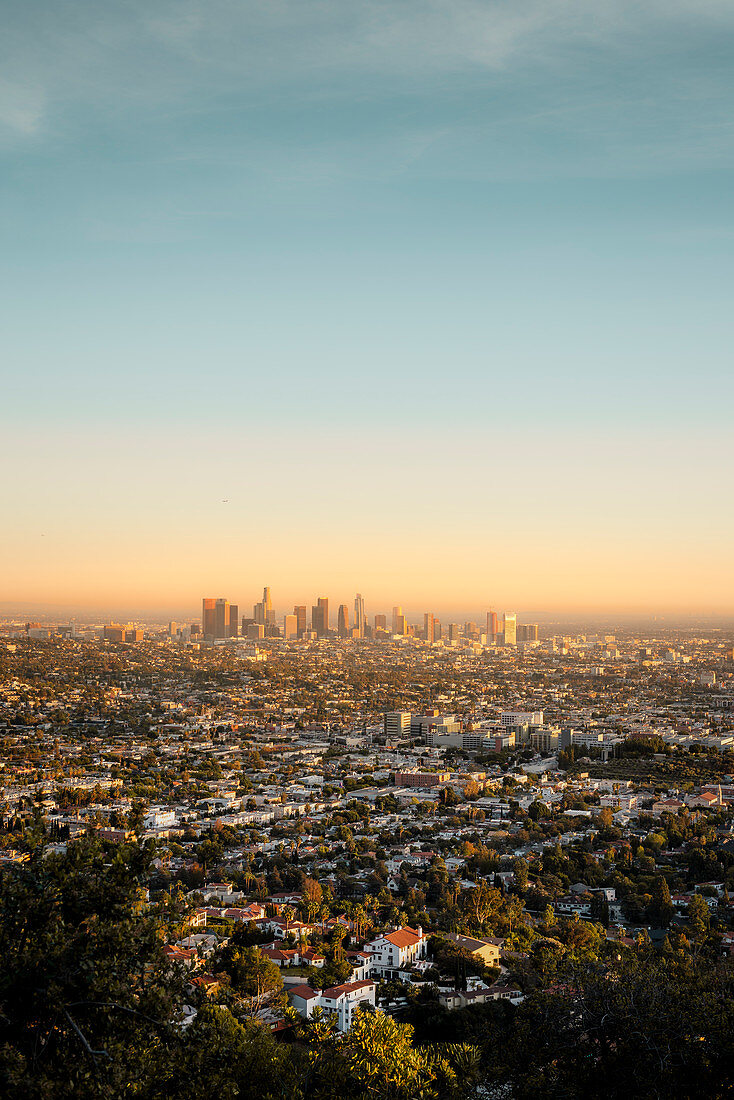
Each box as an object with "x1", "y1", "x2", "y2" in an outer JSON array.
[{"x1": 198, "y1": 588, "x2": 529, "y2": 643}]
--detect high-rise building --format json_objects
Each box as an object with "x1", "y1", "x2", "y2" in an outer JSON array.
[
  {"x1": 214, "y1": 598, "x2": 229, "y2": 640},
  {"x1": 337, "y1": 604, "x2": 350, "y2": 637},
  {"x1": 374, "y1": 614, "x2": 387, "y2": 632},
  {"x1": 354, "y1": 593, "x2": 365, "y2": 638},
  {"x1": 312, "y1": 597, "x2": 329, "y2": 637},
  {"x1": 449, "y1": 623, "x2": 460, "y2": 642},
  {"x1": 517, "y1": 623, "x2": 539, "y2": 642},
  {"x1": 503, "y1": 612, "x2": 517, "y2": 646},
  {"x1": 254, "y1": 586, "x2": 274, "y2": 625},
  {"x1": 202, "y1": 598, "x2": 217, "y2": 638},
  {"x1": 423, "y1": 612, "x2": 434, "y2": 643},
  {"x1": 384, "y1": 711, "x2": 412, "y2": 739},
  {"x1": 392, "y1": 606, "x2": 403, "y2": 634},
  {"x1": 433, "y1": 620, "x2": 442, "y2": 641},
  {"x1": 283, "y1": 613, "x2": 298, "y2": 640},
  {"x1": 294, "y1": 606, "x2": 306, "y2": 637},
  {"x1": 487, "y1": 610, "x2": 498, "y2": 640},
  {"x1": 228, "y1": 605, "x2": 239, "y2": 637},
  {"x1": 395, "y1": 613, "x2": 407, "y2": 636}
]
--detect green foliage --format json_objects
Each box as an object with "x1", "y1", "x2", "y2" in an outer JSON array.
[
  {"x1": 0, "y1": 836, "x2": 180, "y2": 1098},
  {"x1": 212, "y1": 944, "x2": 283, "y2": 1001},
  {"x1": 496, "y1": 955, "x2": 734, "y2": 1098}
]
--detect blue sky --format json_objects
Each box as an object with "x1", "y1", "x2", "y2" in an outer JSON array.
[{"x1": 2, "y1": 1, "x2": 733, "y2": 611}]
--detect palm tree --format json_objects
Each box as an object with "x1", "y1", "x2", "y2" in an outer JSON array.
[
  {"x1": 242, "y1": 868, "x2": 256, "y2": 895},
  {"x1": 282, "y1": 904, "x2": 296, "y2": 938}
]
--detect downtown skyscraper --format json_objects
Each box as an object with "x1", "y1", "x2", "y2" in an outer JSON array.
[
  {"x1": 354, "y1": 593, "x2": 365, "y2": 638},
  {"x1": 312, "y1": 596, "x2": 329, "y2": 637},
  {"x1": 254, "y1": 587, "x2": 275, "y2": 626}
]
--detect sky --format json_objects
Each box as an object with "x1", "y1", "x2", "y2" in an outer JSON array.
[{"x1": 2, "y1": 0, "x2": 733, "y2": 618}]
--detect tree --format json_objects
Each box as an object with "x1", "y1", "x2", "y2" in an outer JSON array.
[
  {"x1": 0, "y1": 836, "x2": 181, "y2": 1098},
  {"x1": 497, "y1": 954, "x2": 734, "y2": 1098},
  {"x1": 168, "y1": 1004, "x2": 293, "y2": 1099},
  {"x1": 213, "y1": 944, "x2": 284, "y2": 1012},
  {"x1": 339, "y1": 1008, "x2": 447, "y2": 1099},
  {"x1": 687, "y1": 894, "x2": 710, "y2": 939},
  {"x1": 590, "y1": 893, "x2": 610, "y2": 927},
  {"x1": 513, "y1": 858, "x2": 529, "y2": 893},
  {"x1": 648, "y1": 877, "x2": 673, "y2": 927},
  {"x1": 303, "y1": 877, "x2": 323, "y2": 921}
]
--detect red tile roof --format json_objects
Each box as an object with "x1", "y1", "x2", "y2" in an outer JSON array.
[
  {"x1": 320, "y1": 980, "x2": 374, "y2": 999},
  {"x1": 288, "y1": 984, "x2": 318, "y2": 1001},
  {"x1": 384, "y1": 926, "x2": 423, "y2": 948}
]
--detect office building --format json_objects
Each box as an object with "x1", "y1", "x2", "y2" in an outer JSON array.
[
  {"x1": 202, "y1": 597, "x2": 230, "y2": 640},
  {"x1": 412, "y1": 713, "x2": 461, "y2": 740},
  {"x1": 501, "y1": 710, "x2": 543, "y2": 727},
  {"x1": 449, "y1": 623, "x2": 460, "y2": 642},
  {"x1": 394, "y1": 770, "x2": 450, "y2": 788},
  {"x1": 392, "y1": 606, "x2": 403, "y2": 634},
  {"x1": 214, "y1": 598, "x2": 229, "y2": 640},
  {"x1": 354, "y1": 593, "x2": 365, "y2": 638},
  {"x1": 433, "y1": 620, "x2": 442, "y2": 641},
  {"x1": 202, "y1": 598, "x2": 217, "y2": 638},
  {"x1": 531, "y1": 727, "x2": 560, "y2": 754},
  {"x1": 503, "y1": 612, "x2": 517, "y2": 646},
  {"x1": 486, "y1": 610, "x2": 498, "y2": 640},
  {"x1": 229, "y1": 604, "x2": 239, "y2": 638},
  {"x1": 374, "y1": 614, "x2": 387, "y2": 632},
  {"x1": 423, "y1": 612, "x2": 434, "y2": 643},
  {"x1": 103, "y1": 624, "x2": 125, "y2": 642},
  {"x1": 384, "y1": 711, "x2": 412, "y2": 739},
  {"x1": 253, "y1": 586, "x2": 275, "y2": 626},
  {"x1": 294, "y1": 606, "x2": 306, "y2": 637},
  {"x1": 312, "y1": 597, "x2": 329, "y2": 637},
  {"x1": 517, "y1": 623, "x2": 539, "y2": 642},
  {"x1": 337, "y1": 604, "x2": 350, "y2": 637},
  {"x1": 283, "y1": 613, "x2": 298, "y2": 640}
]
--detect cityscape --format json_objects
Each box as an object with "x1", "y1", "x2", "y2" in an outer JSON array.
[
  {"x1": 3, "y1": 0, "x2": 734, "y2": 1097},
  {"x1": 1, "y1": 594, "x2": 734, "y2": 1096}
]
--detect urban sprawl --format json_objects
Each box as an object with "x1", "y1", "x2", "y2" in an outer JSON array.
[{"x1": 3, "y1": 590, "x2": 734, "y2": 1097}]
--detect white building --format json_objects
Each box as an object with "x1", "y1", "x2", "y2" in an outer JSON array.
[
  {"x1": 366, "y1": 926, "x2": 428, "y2": 977},
  {"x1": 144, "y1": 808, "x2": 177, "y2": 829},
  {"x1": 501, "y1": 711, "x2": 544, "y2": 727},
  {"x1": 288, "y1": 980, "x2": 377, "y2": 1031}
]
